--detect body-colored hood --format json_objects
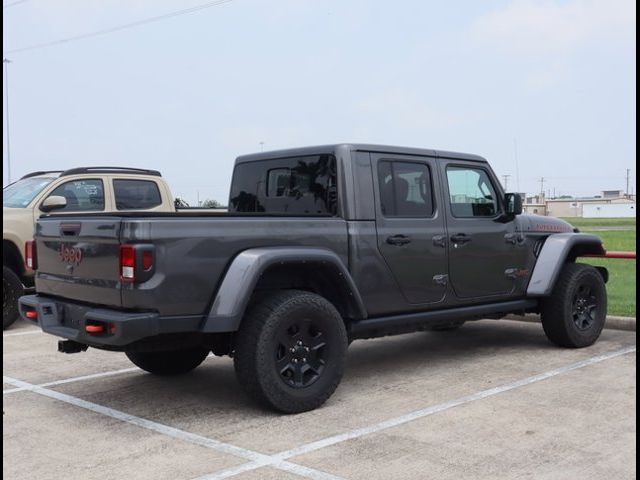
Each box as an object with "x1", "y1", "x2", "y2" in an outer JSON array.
[{"x1": 517, "y1": 214, "x2": 576, "y2": 233}]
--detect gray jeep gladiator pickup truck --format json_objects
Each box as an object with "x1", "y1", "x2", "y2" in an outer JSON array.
[{"x1": 19, "y1": 144, "x2": 608, "y2": 413}]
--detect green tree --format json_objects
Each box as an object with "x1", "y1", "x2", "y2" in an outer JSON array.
[
  {"x1": 201, "y1": 199, "x2": 222, "y2": 208},
  {"x1": 174, "y1": 197, "x2": 190, "y2": 208}
]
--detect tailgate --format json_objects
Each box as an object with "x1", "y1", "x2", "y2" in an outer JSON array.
[{"x1": 35, "y1": 216, "x2": 123, "y2": 307}]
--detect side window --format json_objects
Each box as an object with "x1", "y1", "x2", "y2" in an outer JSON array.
[
  {"x1": 446, "y1": 166, "x2": 498, "y2": 218},
  {"x1": 378, "y1": 160, "x2": 434, "y2": 217},
  {"x1": 47, "y1": 179, "x2": 105, "y2": 211},
  {"x1": 229, "y1": 154, "x2": 337, "y2": 215},
  {"x1": 267, "y1": 169, "x2": 292, "y2": 197},
  {"x1": 113, "y1": 179, "x2": 162, "y2": 210}
]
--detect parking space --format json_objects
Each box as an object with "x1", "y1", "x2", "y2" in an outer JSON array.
[{"x1": 4, "y1": 319, "x2": 636, "y2": 480}]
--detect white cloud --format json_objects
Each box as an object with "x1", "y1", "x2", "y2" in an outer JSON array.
[{"x1": 471, "y1": 0, "x2": 636, "y2": 57}]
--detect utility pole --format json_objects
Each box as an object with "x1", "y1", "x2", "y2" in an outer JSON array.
[
  {"x1": 259, "y1": 141, "x2": 265, "y2": 152},
  {"x1": 3, "y1": 58, "x2": 12, "y2": 184},
  {"x1": 539, "y1": 177, "x2": 545, "y2": 199},
  {"x1": 501, "y1": 174, "x2": 511, "y2": 191},
  {"x1": 626, "y1": 169, "x2": 631, "y2": 198},
  {"x1": 513, "y1": 139, "x2": 520, "y2": 191}
]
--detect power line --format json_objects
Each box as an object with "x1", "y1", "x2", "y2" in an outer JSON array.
[
  {"x1": 3, "y1": 0, "x2": 29, "y2": 9},
  {"x1": 7, "y1": 0, "x2": 235, "y2": 54}
]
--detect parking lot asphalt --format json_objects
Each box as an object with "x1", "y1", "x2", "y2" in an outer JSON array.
[{"x1": 3, "y1": 318, "x2": 636, "y2": 480}]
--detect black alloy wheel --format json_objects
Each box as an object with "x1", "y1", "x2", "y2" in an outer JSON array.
[{"x1": 275, "y1": 318, "x2": 328, "y2": 389}]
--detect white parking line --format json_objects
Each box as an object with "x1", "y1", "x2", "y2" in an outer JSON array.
[
  {"x1": 197, "y1": 346, "x2": 637, "y2": 480},
  {"x1": 2, "y1": 375, "x2": 345, "y2": 480},
  {"x1": 3, "y1": 367, "x2": 139, "y2": 395},
  {"x1": 3, "y1": 329, "x2": 41, "y2": 337}
]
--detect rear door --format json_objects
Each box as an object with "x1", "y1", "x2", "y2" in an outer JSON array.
[
  {"x1": 372, "y1": 154, "x2": 448, "y2": 305},
  {"x1": 35, "y1": 217, "x2": 123, "y2": 307},
  {"x1": 440, "y1": 160, "x2": 523, "y2": 298}
]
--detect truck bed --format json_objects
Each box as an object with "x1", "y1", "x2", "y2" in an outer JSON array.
[{"x1": 35, "y1": 214, "x2": 348, "y2": 317}]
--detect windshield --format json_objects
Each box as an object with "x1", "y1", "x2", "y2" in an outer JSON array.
[{"x1": 3, "y1": 177, "x2": 56, "y2": 208}]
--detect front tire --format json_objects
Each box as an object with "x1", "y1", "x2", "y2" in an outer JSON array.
[
  {"x1": 3, "y1": 266, "x2": 24, "y2": 330},
  {"x1": 125, "y1": 347, "x2": 209, "y2": 375},
  {"x1": 541, "y1": 263, "x2": 607, "y2": 348},
  {"x1": 234, "y1": 290, "x2": 348, "y2": 413}
]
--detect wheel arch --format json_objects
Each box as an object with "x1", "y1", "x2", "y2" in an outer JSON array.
[
  {"x1": 527, "y1": 233, "x2": 606, "y2": 297},
  {"x1": 202, "y1": 247, "x2": 367, "y2": 333},
  {"x1": 3, "y1": 239, "x2": 24, "y2": 277}
]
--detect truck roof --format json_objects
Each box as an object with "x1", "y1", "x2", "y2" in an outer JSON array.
[
  {"x1": 235, "y1": 143, "x2": 488, "y2": 165},
  {"x1": 21, "y1": 167, "x2": 162, "y2": 180}
]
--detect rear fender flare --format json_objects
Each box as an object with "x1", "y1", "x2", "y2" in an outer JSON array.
[{"x1": 202, "y1": 247, "x2": 367, "y2": 333}]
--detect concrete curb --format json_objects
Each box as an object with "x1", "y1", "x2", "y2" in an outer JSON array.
[{"x1": 505, "y1": 314, "x2": 636, "y2": 332}]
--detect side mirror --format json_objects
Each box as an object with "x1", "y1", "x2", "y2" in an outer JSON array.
[
  {"x1": 505, "y1": 193, "x2": 523, "y2": 216},
  {"x1": 40, "y1": 195, "x2": 67, "y2": 213}
]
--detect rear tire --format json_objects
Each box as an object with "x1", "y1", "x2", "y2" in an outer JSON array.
[
  {"x1": 541, "y1": 263, "x2": 607, "y2": 348},
  {"x1": 234, "y1": 290, "x2": 348, "y2": 413},
  {"x1": 126, "y1": 347, "x2": 209, "y2": 375},
  {"x1": 3, "y1": 266, "x2": 23, "y2": 330}
]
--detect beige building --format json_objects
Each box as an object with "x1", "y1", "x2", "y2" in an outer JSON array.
[{"x1": 523, "y1": 191, "x2": 635, "y2": 218}]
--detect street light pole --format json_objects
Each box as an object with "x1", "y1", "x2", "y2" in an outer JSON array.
[{"x1": 3, "y1": 58, "x2": 12, "y2": 184}]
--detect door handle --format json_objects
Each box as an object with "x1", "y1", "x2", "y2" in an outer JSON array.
[
  {"x1": 450, "y1": 233, "x2": 471, "y2": 245},
  {"x1": 386, "y1": 235, "x2": 411, "y2": 246}
]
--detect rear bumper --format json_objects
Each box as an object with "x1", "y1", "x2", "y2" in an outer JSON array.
[{"x1": 18, "y1": 294, "x2": 201, "y2": 347}]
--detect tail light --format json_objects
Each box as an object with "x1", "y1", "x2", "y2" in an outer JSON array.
[
  {"x1": 119, "y1": 245, "x2": 155, "y2": 283},
  {"x1": 25, "y1": 241, "x2": 37, "y2": 270},
  {"x1": 120, "y1": 245, "x2": 136, "y2": 282}
]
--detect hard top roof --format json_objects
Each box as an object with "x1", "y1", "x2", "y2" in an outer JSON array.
[{"x1": 235, "y1": 143, "x2": 487, "y2": 165}]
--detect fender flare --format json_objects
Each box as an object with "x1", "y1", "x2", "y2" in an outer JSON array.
[
  {"x1": 202, "y1": 247, "x2": 367, "y2": 333},
  {"x1": 527, "y1": 233, "x2": 605, "y2": 296}
]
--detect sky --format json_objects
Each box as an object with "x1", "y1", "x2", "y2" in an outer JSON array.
[{"x1": 2, "y1": 0, "x2": 636, "y2": 205}]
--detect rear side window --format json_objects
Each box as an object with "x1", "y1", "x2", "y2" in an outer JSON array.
[
  {"x1": 378, "y1": 161, "x2": 434, "y2": 217},
  {"x1": 446, "y1": 166, "x2": 498, "y2": 217},
  {"x1": 229, "y1": 154, "x2": 337, "y2": 215},
  {"x1": 47, "y1": 179, "x2": 105, "y2": 212},
  {"x1": 114, "y1": 179, "x2": 162, "y2": 210}
]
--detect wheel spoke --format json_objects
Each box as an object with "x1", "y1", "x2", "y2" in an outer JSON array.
[
  {"x1": 308, "y1": 332, "x2": 326, "y2": 351},
  {"x1": 306, "y1": 354, "x2": 325, "y2": 373},
  {"x1": 292, "y1": 363, "x2": 305, "y2": 386},
  {"x1": 276, "y1": 355, "x2": 292, "y2": 374}
]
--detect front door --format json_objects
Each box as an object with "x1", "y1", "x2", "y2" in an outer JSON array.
[
  {"x1": 373, "y1": 154, "x2": 448, "y2": 305},
  {"x1": 441, "y1": 161, "x2": 522, "y2": 298}
]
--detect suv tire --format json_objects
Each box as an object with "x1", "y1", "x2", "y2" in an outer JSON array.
[
  {"x1": 541, "y1": 263, "x2": 607, "y2": 348},
  {"x1": 234, "y1": 290, "x2": 348, "y2": 413},
  {"x1": 3, "y1": 266, "x2": 23, "y2": 330},
  {"x1": 126, "y1": 347, "x2": 209, "y2": 375}
]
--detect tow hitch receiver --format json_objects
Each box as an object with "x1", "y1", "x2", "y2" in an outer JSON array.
[{"x1": 58, "y1": 340, "x2": 88, "y2": 354}]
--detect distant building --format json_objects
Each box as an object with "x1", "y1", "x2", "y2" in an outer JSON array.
[
  {"x1": 601, "y1": 190, "x2": 625, "y2": 199},
  {"x1": 521, "y1": 191, "x2": 635, "y2": 218},
  {"x1": 583, "y1": 203, "x2": 636, "y2": 218},
  {"x1": 523, "y1": 203, "x2": 547, "y2": 216}
]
